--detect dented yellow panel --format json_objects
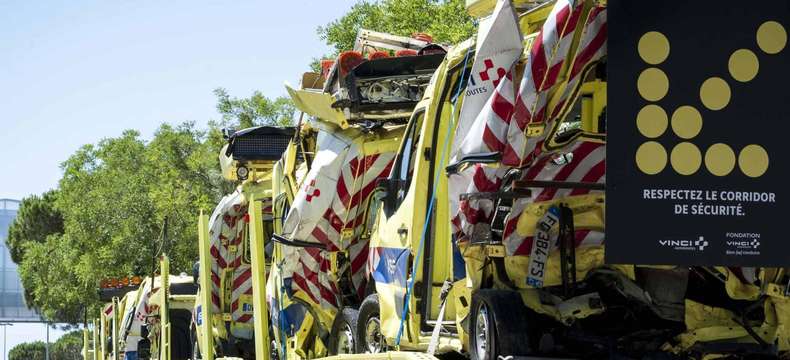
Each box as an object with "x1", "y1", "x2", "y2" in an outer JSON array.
[{"x1": 285, "y1": 85, "x2": 349, "y2": 129}]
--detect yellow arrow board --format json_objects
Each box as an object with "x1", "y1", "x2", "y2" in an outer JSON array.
[{"x1": 607, "y1": 0, "x2": 788, "y2": 266}]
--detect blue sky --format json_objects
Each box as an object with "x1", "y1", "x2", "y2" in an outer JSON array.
[
  {"x1": 0, "y1": 0, "x2": 357, "y2": 348},
  {"x1": 0, "y1": 0, "x2": 357, "y2": 201}
]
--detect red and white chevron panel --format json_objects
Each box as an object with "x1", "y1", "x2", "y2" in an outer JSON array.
[
  {"x1": 207, "y1": 190, "x2": 272, "y2": 326},
  {"x1": 291, "y1": 152, "x2": 395, "y2": 307},
  {"x1": 348, "y1": 237, "x2": 370, "y2": 299},
  {"x1": 208, "y1": 191, "x2": 247, "y2": 313},
  {"x1": 452, "y1": 0, "x2": 523, "y2": 158},
  {"x1": 503, "y1": 0, "x2": 584, "y2": 167},
  {"x1": 304, "y1": 153, "x2": 395, "y2": 251},
  {"x1": 291, "y1": 247, "x2": 339, "y2": 309},
  {"x1": 230, "y1": 264, "x2": 253, "y2": 323},
  {"x1": 548, "y1": 6, "x2": 608, "y2": 122},
  {"x1": 503, "y1": 141, "x2": 605, "y2": 256},
  {"x1": 453, "y1": 164, "x2": 507, "y2": 242}
]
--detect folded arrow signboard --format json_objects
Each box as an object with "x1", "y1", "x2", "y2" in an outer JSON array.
[{"x1": 606, "y1": 0, "x2": 789, "y2": 266}]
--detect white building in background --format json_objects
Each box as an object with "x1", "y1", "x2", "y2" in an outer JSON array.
[{"x1": 0, "y1": 199, "x2": 42, "y2": 321}]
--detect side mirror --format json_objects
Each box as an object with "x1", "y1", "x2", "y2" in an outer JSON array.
[
  {"x1": 192, "y1": 261, "x2": 200, "y2": 287},
  {"x1": 377, "y1": 178, "x2": 402, "y2": 217}
]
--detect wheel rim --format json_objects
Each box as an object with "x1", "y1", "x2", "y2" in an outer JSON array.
[
  {"x1": 365, "y1": 316, "x2": 384, "y2": 353},
  {"x1": 336, "y1": 322, "x2": 355, "y2": 354},
  {"x1": 475, "y1": 303, "x2": 490, "y2": 359}
]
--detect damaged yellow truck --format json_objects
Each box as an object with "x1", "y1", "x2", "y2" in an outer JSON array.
[{"x1": 250, "y1": 1, "x2": 790, "y2": 359}]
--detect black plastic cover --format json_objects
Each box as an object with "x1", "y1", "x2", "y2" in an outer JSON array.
[{"x1": 225, "y1": 126, "x2": 296, "y2": 161}]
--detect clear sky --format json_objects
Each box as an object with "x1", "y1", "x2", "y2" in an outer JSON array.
[
  {"x1": 0, "y1": 0, "x2": 357, "y2": 349},
  {"x1": 0, "y1": 0, "x2": 357, "y2": 201}
]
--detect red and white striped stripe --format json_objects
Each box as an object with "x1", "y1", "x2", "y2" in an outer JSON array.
[
  {"x1": 208, "y1": 191, "x2": 246, "y2": 313},
  {"x1": 452, "y1": 164, "x2": 508, "y2": 241},
  {"x1": 291, "y1": 248, "x2": 339, "y2": 309},
  {"x1": 207, "y1": 190, "x2": 272, "y2": 328},
  {"x1": 452, "y1": 0, "x2": 523, "y2": 160},
  {"x1": 449, "y1": 0, "x2": 523, "y2": 242},
  {"x1": 547, "y1": 6, "x2": 608, "y2": 124},
  {"x1": 230, "y1": 265, "x2": 253, "y2": 323},
  {"x1": 503, "y1": 141, "x2": 605, "y2": 256},
  {"x1": 103, "y1": 303, "x2": 114, "y2": 318},
  {"x1": 304, "y1": 153, "x2": 394, "y2": 252},
  {"x1": 289, "y1": 150, "x2": 395, "y2": 309},
  {"x1": 503, "y1": 0, "x2": 584, "y2": 167}
]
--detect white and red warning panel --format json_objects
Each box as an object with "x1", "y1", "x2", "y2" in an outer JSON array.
[{"x1": 606, "y1": 0, "x2": 789, "y2": 266}]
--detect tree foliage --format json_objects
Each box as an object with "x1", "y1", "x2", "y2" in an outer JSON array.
[
  {"x1": 214, "y1": 88, "x2": 296, "y2": 128},
  {"x1": 51, "y1": 330, "x2": 84, "y2": 360},
  {"x1": 6, "y1": 190, "x2": 64, "y2": 263},
  {"x1": 14, "y1": 124, "x2": 222, "y2": 322},
  {"x1": 10, "y1": 86, "x2": 296, "y2": 323},
  {"x1": 9, "y1": 341, "x2": 47, "y2": 360},
  {"x1": 317, "y1": 0, "x2": 475, "y2": 54},
  {"x1": 8, "y1": 330, "x2": 83, "y2": 360}
]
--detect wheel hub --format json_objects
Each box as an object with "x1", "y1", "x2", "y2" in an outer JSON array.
[
  {"x1": 365, "y1": 317, "x2": 384, "y2": 353},
  {"x1": 475, "y1": 303, "x2": 490, "y2": 359},
  {"x1": 337, "y1": 322, "x2": 355, "y2": 354}
]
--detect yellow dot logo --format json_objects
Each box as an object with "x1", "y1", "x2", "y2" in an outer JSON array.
[
  {"x1": 636, "y1": 141, "x2": 667, "y2": 175},
  {"x1": 634, "y1": 22, "x2": 781, "y2": 178},
  {"x1": 638, "y1": 31, "x2": 670, "y2": 65},
  {"x1": 670, "y1": 106, "x2": 702, "y2": 139},
  {"x1": 670, "y1": 142, "x2": 702, "y2": 175},
  {"x1": 637, "y1": 105, "x2": 668, "y2": 138},
  {"x1": 756, "y1": 21, "x2": 787, "y2": 54},
  {"x1": 705, "y1": 143, "x2": 736, "y2": 176},
  {"x1": 699, "y1": 77, "x2": 731, "y2": 111},
  {"x1": 637, "y1": 68, "x2": 669, "y2": 102},
  {"x1": 728, "y1": 49, "x2": 759, "y2": 82},
  {"x1": 738, "y1": 144, "x2": 769, "y2": 178}
]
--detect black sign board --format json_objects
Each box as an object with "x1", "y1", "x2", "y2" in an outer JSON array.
[{"x1": 606, "y1": 1, "x2": 790, "y2": 266}]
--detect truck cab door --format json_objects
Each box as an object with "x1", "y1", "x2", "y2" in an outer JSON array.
[{"x1": 370, "y1": 106, "x2": 429, "y2": 344}]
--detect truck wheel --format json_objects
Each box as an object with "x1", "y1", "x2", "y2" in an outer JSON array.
[
  {"x1": 328, "y1": 307, "x2": 359, "y2": 355},
  {"x1": 469, "y1": 290, "x2": 532, "y2": 360},
  {"x1": 356, "y1": 294, "x2": 386, "y2": 353},
  {"x1": 190, "y1": 326, "x2": 200, "y2": 360},
  {"x1": 191, "y1": 339, "x2": 200, "y2": 360}
]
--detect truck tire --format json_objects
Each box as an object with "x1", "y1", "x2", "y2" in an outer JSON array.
[
  {"x1": 469, "y1": 289, "x2": 532, "y2": 360},
  {"x1": 355, "y1": 294, "x2": 386, "y2": 353},
  {"x1": 327, "y1": 307, "x2": 359, "y2": 355},
  {"x1": 190, "y1": 326, "x2": 201, "y2": 360}
]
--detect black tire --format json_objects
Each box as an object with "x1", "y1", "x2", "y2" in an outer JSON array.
[
  {"x1": 327, "y1": 307, "x2": 360, "y2": 355},
  {"x1": 191, "y1": 339, "x2": 201, "y2": 360},
  {"x1": 469, "y1": 289, "x2": 533, "y2": 360},
  {"x1": 170, "y1": 309, "x2": 194, "y2": 360},
  {"x1": 191, "y1": 328, "x2": 201, "y2": 360},
  {"x1": 355, "y1": 294, "x2": 386, "y2": 354}
]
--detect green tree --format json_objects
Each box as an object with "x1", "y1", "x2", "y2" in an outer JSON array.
[
  {"x1": 6, "y1": 190, "x2": 64, "y2": 263},
  {"x1": 214, "y1": 88, "x2": 296, "y2": 128},
  {"x1": 15, "y1": 123, "x2": 221, "y2": 322},
  {"x1": 317, "y1": 0, "x2": 475, "y2": 54},
  {"x1": 7, "y1": 330, "x2": 82, "y2": 360},
  {"x1": 18, "y1": 233, "x2": 86, "y2": 322},
  {"x1": 52, "y1": 330, "x2": 83, "y2": 360},
  {"x1": 9, "y1": 341, "x2": 47, "y2": 360}
]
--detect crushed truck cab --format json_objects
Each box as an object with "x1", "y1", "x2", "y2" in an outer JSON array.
[{"x1": 193, "y1": 126, "x2": 294, "y2": 360}]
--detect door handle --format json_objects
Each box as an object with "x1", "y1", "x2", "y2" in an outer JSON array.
[{"x1": 397, "y1": 227, "x2": 408, "y2": 237}]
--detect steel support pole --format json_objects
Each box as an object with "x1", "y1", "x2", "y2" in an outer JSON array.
[{"x1": 249, "y1": 195, "x2": 271, "y2": 359}]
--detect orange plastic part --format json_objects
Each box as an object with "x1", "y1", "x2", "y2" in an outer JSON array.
[
  {"x1": 368, "y1": 51, "x2": 390, "y2": 60},
  {"x1": 320, "y1": 59, "x2": 335, "y2": 79},
  {"x1": 412, "y1": 32, "x2": 433, "y2": 43},
  {"x1": 396, "y1": 49, "x2": 418, "y2": 57},
  {"x1": 338, "y1": 51, "x2": 365, "y2": 77}
]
